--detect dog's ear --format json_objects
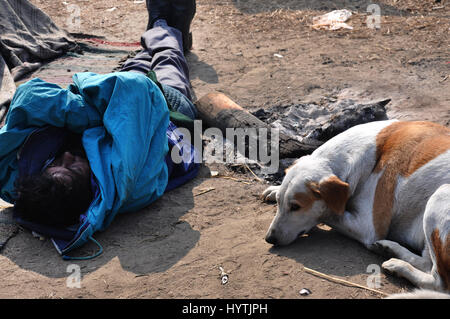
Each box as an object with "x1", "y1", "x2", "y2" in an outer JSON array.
[{"x1": 308, "y1": 176, "x2": 349, "y2": 215}]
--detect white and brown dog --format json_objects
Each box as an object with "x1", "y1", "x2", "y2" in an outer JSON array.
[{"x1": 262, "y1": 120, "x2": 450, "y2": 292}]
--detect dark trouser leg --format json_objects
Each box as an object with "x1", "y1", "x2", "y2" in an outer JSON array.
[{"x1": 120, "y1": 20, "x2": 192, "y2": 101}]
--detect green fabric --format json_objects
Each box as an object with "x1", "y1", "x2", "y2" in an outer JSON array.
[{"x1": 146, "y1": 71, "x2": 195, "y2": 132}]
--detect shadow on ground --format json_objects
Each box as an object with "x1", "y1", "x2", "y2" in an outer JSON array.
[
  {"x1": 187, "y1": 52, "x2": 219, "y2": 85},
  {"x1": 268, "y1": 226, "x2": 413, "y2": 288},
  {"x1": 1, "y1": 169, "x2": 212, "y2": 278}
]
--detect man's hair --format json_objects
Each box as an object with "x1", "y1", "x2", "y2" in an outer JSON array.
[{"x1": 14, "y1": 171, "x2": 93, "y2": 227}]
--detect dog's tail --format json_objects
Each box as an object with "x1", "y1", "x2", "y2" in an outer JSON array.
[{"x1": 386, "y1": 289, "x2": 450, "y2": 299}]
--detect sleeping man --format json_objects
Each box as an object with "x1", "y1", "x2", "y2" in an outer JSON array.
[{"x1": 0, "y1": 0, "x2": 198, "y2": 258}]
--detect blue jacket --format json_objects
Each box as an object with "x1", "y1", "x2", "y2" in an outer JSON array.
[{"x1": 0, "y1": 72, "x2": 198, "y2": 258}]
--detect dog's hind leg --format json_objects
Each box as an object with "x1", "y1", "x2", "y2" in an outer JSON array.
[
  {"x1": 383, "y1": 185, "x2": 450, "y2": 291},
  {"x1": 374, "y1": 240, "x2": 432, "y2": 272},
  {"x1": 421, "y1": 184, "x2": 450, "y2": 291}
]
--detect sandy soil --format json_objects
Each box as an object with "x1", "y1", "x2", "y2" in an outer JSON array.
[{"x1": 0, "y1": 0, "x2": 449, "y2": 299}]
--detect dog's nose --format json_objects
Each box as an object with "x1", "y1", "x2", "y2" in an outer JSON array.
[{"x1": 265, "y1": 230, "x2": 278, "y2": 245}]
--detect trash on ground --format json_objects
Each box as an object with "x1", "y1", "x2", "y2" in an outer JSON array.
[
  {"x1": 299, "y1": 288, "x2": 312, "y2": 296},
  {"x1": 311, "y1": 9, "x2": 353, "y2": 30},
  {"x1": 210, "y1": 170, "x2": 219, "y2": 177},
  {"x1": 219, "y1": 266, "x2": 229, "y2": 285}
]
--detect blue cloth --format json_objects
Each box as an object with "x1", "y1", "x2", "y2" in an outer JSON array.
[
  {"x1": 165, "y1": 121, "x2": 199, "y2": 192},
  {"x1": 0, "y1": 71, "x2": 181, "y2": 255}
]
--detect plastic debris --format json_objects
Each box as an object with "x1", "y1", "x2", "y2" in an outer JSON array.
[
  {"x1": 299, "y1": 288, "x2": 311, "y2": 296},
  {"x1": 106, "y1": 7, "x2": 117, "y2": 12},
  {"x1": 219, "y1": 266, "x2": 229, "y2": 285},
  {"x1": 274, "y1": 53, "x2": 284, "y2": 58},
  {"x1": 311, "y1": 9, "x2": 353, "y2": 30},
  {"x1": 210, "y1": 170, "x2": 219, "y2": 177}
]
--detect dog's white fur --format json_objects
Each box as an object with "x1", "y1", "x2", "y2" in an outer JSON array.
[
  {"x1": 385, "y1": 289, "x2": 450, "y2": 299},
  {"x1": 263, "y1": 120, "x2": 450, "y2": 292}
]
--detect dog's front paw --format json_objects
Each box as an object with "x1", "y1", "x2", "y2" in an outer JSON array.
[
  {"x1": 373, "y1": 240, "x2": 398, "y2": 258},
  {"x1": 261, "y1": 185, "x2": 280, "y2": 203},
  {"x1": 382, "y1": 258, "x2": 409, "y2": 275}
]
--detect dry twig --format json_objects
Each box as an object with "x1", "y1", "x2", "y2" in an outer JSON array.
[
  {"x1": 194, "y1": 187, "x2": 216, "y2": 197},
  {"x1": 215, "y1": 176, "x2": 253, "y2": 185},
  {"x1": 244, "y1": 163, "x2": 264, "y2": 182},
  {"x1": 303, "y1": 266, "x2": 388, "y2": 297}
]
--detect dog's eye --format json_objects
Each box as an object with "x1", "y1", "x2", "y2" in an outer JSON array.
[{"x1": 290, "y1": 203, "x2": 301, "y2": 211}]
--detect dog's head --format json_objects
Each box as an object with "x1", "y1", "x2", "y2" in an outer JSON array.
[{"x1": 265, "y1": 156, "x2": 349, "y2": 246}]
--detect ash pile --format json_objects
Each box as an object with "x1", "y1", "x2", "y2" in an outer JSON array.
[
  {"x1": 247, "y1": 98, "x2": 389, "y2": 183},
  {"x1": 196, "y1": 93, "x2": 390, "y2": 185}
]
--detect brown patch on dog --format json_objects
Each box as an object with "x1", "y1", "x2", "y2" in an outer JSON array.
[
  {"x1": 319, "y1": 176, "x2": 350, "y2": 215},
  {"x1": 294, "y1": 189, "x2": 319, "y2": 212},
  {"x1": 373, "y1": 121, "x2": 450, "y2": 239},
  {"x1": 307, "y1": 176, "x2": 349, "y2": 215},
  {"x1": 431, "y1": 229, "x2": 450, "y2": 290}
]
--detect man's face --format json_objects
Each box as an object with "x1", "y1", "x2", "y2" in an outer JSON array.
[{"x1": 44, "y1": 151, "x2": 91, "y2": 189}]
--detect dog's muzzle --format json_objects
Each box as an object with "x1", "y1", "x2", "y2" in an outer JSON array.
[
  {"x1": 265, "y1": 229, "x2": 279, "y2": 245},
  {"x1": 265, "y1": 229, "x2": 306, "y2": 246}
]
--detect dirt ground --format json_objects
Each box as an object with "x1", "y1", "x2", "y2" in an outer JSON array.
[{"x1": 0, "y1": 0, "x2": 449, "y2": 299}]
